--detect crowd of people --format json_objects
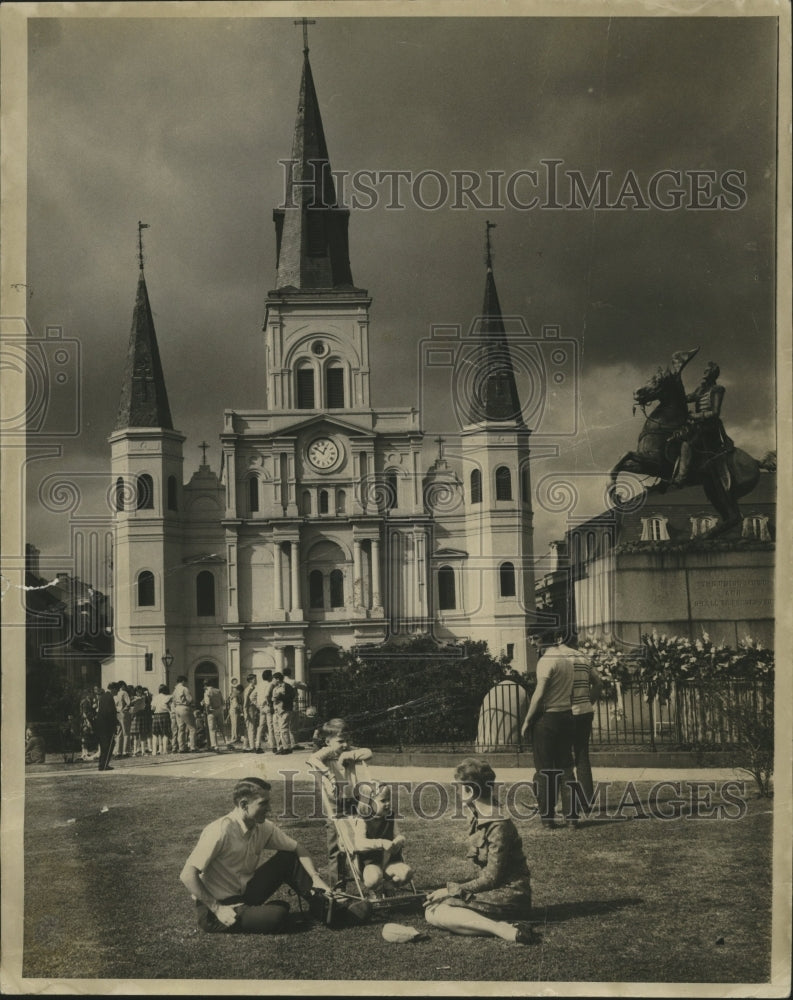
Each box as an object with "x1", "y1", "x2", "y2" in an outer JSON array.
[{"x1": 27, "y1": 666, "x2": 312, "y2": 771}]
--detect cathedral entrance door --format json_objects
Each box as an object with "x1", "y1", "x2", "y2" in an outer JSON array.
[{"x1": 194, "y1": 660, "x2": 219, "y2": 706}]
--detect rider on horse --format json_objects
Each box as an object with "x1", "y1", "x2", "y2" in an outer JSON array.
[{"x1": 670, "y1": 361, "x2": 734, "y2": 488}]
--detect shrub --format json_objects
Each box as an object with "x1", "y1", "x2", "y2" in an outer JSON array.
[
  {"x1": 315, "y1": 636, "x2": 506, "y2": 745},
  {"x1": 715, "y1": 684, "x2": 774, "y2": 796}
]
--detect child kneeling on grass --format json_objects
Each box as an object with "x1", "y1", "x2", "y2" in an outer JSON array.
[
  {"x1": 353, "y1": 783, "x2": 414, "y2": 895},
  {"x1": 180, "y1": 777, "x2": 330, "y2": 934}
]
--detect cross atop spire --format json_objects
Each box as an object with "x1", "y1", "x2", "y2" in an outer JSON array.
[
  {"x1": 294, "y1": 17, "x2": 315, "y2": 55},
  {"x1": 434, "y1": 435, "x2": 446, "y2": 462},
  {"x1": 138, "y1": 221, "x2": 150, "y2": 271},
  {"x1": 485, "y1": 219, "x2": 496, "y2": 271},
  {"x1": 199, "y1": 441, "x2": 209, "y2": 466}
]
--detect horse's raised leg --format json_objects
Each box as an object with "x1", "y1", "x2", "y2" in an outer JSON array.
[
  {"x1": 609, "y1": 452, "x2": 641, "y2": 486},
  {"x1": 608, "y1": 453, "x2": 644, "y2": 508}
]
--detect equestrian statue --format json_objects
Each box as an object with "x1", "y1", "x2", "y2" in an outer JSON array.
[{"x1": 609, "y1": 347, "x2": 768, "y2": 539}]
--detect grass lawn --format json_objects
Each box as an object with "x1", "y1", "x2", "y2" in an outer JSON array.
[{"x1": 22, "y1": 772, "x2": 772, "y2": 986}]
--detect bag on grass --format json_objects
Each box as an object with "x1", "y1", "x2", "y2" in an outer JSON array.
[{"x1": 305, "y1": 889, "x2": 372, "y2": 929}]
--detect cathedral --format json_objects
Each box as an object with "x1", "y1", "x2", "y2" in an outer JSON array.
[{"x1": 105, "y1": 40, "x2": 537, "y2": 698}]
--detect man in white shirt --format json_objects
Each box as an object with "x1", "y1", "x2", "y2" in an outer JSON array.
[
  {"x1": 114, "y1": 682, "x2": 131, "y2": 757},
  {"x1": 172, "y1": 674, "x2": 196, "y2": 752},
  {"x1": 254, "y1": 669, "x2": 274, "y2": 753},
  {"x1": 242, "y1": 673, "x2": 258, "y2": 752},
  {"x1": 520, "y1": 630, "x2": 578, "y2": 828},
  {"x1": 202, "y1": 681, "x2": 226, "y2": 753},
  {"x1": 180, "y1": 777, "x2": 330, "y2": 933}
]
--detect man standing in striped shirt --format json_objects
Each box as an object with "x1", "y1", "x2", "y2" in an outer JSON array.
[{"x1": 571, "y1": 641, "x2": 602, "y2": 812}]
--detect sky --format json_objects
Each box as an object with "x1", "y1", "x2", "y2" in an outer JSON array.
[{"x1": 21, "y1": 10, "x2": 780, "y2": 571}]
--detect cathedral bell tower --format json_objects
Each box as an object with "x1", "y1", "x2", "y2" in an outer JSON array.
[
  {"x1": 264, "y1": 30, "x2": 372, "y2": 420},
  {"x1": 460, "y1": 223, "x2": 535, "y2": 673},
  {"x1": 108, "y1": 225, "x2": 185, "y2": 687}
]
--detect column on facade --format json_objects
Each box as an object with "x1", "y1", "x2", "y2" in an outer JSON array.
[
  {"x1": 226, "y1": 532, "x2": 239, "y2": 623},
  {"x1": 353, "y1": 538, "x2": 363, "y2": 609},
  {"x1": 227, "y1": 638, "x2": 241, "y2": 692},
  {"x1": 273, "y1": 541, "x2": 283, "y2": 610},
  {"x1": 406, "y1": 535, "x2": 414, "y2": 624},
  {"x1": 275, "y1": 647, "x2": 286, "y2": 672},
  {"x1": 371, "y1": 536, "x2": 381, "y2": 608},
  {"x1": 415, "y1": 529, "x2": 427, "y2": 619},
  {"x1": 290, "y1": 539, "x2": 301, "y2": 612},
  {"x1": 294, "y1": 645, "x2": 306, "y2": 684}
]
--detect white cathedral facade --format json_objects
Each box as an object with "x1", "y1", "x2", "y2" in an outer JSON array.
[{"x1": 105, "y1": 44, "x2": 538, "y2": 697}]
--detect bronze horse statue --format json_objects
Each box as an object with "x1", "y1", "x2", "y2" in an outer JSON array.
[{"x1": 609, "y1": 348, "x2": 764, "y2": 539}]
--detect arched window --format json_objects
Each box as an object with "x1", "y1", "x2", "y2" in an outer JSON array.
[
  {"x1": 690, "y1": 515, "x2": 717, "y2": 538},
  {"x1": 137, "y1": 570, "x2": 155, "y2": 607},
  {"x1": 248, "y1": 477, "x2": 259, "y2": 514},
  {"x1": 326, "y1": 364, "x2": 345, "y2": 409},
  {"x1": 319, "y1": 490, "x2": 329, "y2": 515},
  {"x1": 309, "y1": 570, "x2": 324, "y2": 609},
  {"x1": 470, "y1": 469, "x2": 482, "y2": 505},
  {"x1": 167, "y1": 475, "x2": 178, "y2": 511},
  {"x1": 296, "y1": 365, "x2": 315, "y2": 409},
  {"x1": 438, "y1": 566, "x2": 456, "y2": 611},
  {"x1": 336, "y1": 489, "x2": 347, "y2": 514},
  {"x1": 137, "y1": 473, "x2": 154, "y2": 510},
  {"x1": 499, "y1": 562, "x2": 516, "y2": 598},
  {"x1": 640, "y1": 516, "x2": 669, "y2": 541},
  {"x1": 386, "y1": 471, "x2": 398, "y2": 510},
  {"x1": 302, "y1": 490, "x2": 312, "y2": 516},
  {"x1": 330, "y1": 569, "x2": 344, "y2": 608},
  {"x1": 196, "y1": 570, "x2": 215, "y2": 617},
  {"x1": 495, "y1": 466, "x2": 512, "y2": 501},
  {"x1": 742, "y1": 515, "x2": 771, "y2": 541},
  {"x1": 115, "y1": 477, "x2": 125, "y2": 512}
]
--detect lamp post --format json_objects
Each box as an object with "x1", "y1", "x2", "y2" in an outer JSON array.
[{"x1": 162, "y1": 649, "x2": 174, "y2": 687}]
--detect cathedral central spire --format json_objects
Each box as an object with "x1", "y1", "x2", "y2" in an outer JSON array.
[{"x1": 272, "y1": 30, "x2": 355, "y2": 292}]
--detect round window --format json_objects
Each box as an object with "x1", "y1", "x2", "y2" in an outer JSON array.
[{"x1": 311, "y1": 340, "x2": 326, "y2": 356}]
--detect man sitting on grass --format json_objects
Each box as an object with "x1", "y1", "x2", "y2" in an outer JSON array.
[{"x1": 180, "y1": 777, "x2": 330, "y2": 934}]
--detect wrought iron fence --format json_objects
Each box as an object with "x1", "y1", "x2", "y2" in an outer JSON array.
[{"x1": 307, "y1": 677, "x2": 773, "y2": 753}]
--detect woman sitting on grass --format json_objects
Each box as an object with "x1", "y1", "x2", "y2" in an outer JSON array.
[{"x1": 423, "y1": 757, "x2": 538, "y2": 945}]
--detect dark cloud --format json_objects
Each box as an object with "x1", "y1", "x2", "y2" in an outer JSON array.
[{"x1": 23, "y1": 14, "x2": 778, "y2": 557}]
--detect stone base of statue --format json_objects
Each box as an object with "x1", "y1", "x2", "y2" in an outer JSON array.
[{"x1": 475, "y1": 678, "x2": 529, "y2": 754}]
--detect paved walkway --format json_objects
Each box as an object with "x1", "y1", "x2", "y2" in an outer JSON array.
[{"x1": 26, "y1": 745, "x2": 746, "y2": 783}]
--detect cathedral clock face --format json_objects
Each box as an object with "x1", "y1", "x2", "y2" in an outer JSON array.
[{"x1": 307, "y1": 437, "x2": 340, "y2": 470}]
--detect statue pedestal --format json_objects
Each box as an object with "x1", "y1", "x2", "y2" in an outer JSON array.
[{"x1": 475, "y1": 680, "x2": 528, "y2": 754}]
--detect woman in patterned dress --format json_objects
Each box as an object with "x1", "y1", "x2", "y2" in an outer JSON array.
[{"x1": 423, "y1": 758, "x2": 538, "y2": 944}]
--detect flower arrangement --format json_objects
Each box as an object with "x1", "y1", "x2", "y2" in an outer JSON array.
[{"x1": 579, "y1": 631, "x2": 774, "y2": 695}]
